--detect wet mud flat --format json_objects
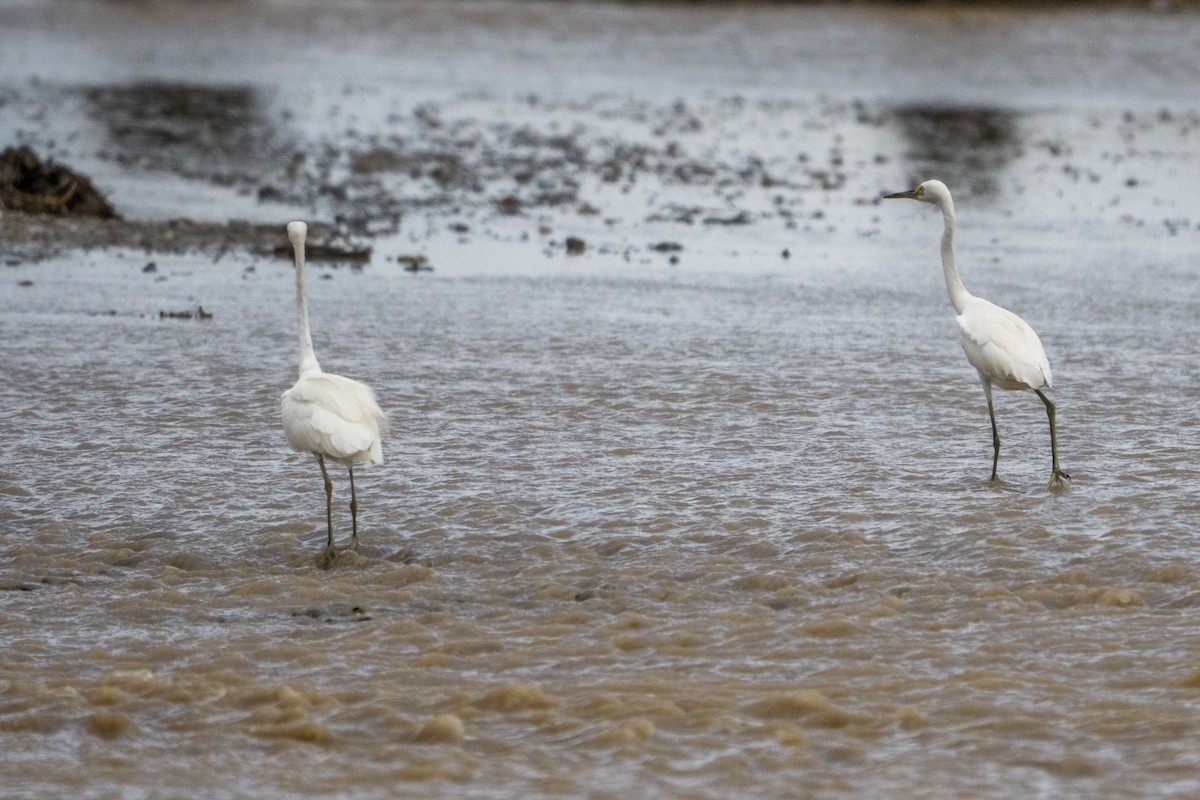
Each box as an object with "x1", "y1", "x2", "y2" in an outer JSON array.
[
  {"x1": 2, "y1": 3, "x2": 1200, "y2": 800},
  {"x1": 2, "y1": 87, "x2": 1196, "y2": 274},
  {"x1": 0, "y1": 1, "x2": 1197, "y2": 265}
]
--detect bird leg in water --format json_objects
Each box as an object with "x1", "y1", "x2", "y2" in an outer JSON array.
[
  {"x1": 348, "y1": 465, "x2": 359, "y2": 552},
  {"x1": 316, "y1": 454, "x2": 338, "y2": 563},
  {"x1": 1035, "y1": 390, "x2": 1071, "y2": 491},
  {"x1": 981, "y1": 379, "x2": 1001, "y2": 481}
]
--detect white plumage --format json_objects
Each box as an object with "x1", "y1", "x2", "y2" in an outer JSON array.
[
  {"x1": 957, "y1": 296, "x2": 1053, "y2": 392},
  {"x1": 282, "y1": 373, "x2": 384, "y2": 465},
  {"x1": 884, "y1": 180, "x2": 1069, "y2": 491},
  {"x1": 281, "y1": 221, "x2": 387, "y2": 564}
]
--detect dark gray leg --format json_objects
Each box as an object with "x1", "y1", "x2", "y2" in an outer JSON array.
[
  {"x1": 348, "y1": 464, "x2": 359, "y2": 552},
  {"x1": 981, "y1": 378, "x2": 1000, "y2": 481},
  {"x1": 1035, "y1": 389, "x2": 1071, "y2": 491},
  {"x1": 316, "y1": 454, "x2": 338, "y2": 564}
]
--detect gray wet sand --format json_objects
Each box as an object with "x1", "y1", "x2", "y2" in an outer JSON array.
[{"x1": 2, "y1": 3, "x2": 1200, "y2": 799}]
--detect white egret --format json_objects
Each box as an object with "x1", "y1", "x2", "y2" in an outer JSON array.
[
  {"x1": 280, "y1": 221, "x2": 387, "y2": 564},
  {"x1": 883, "y1": 180, "x2": 1069, "y2": 491}
]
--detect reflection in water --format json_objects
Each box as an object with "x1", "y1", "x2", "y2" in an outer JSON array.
[
  {"x1": 85, "y1": 82, "x2": 280, "y2": 178},
  {"x1": 890, "y1": 105, "x2": 1019, "y2": 199}
]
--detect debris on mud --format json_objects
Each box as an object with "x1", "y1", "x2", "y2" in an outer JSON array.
[
  {"x1": 0, "y1": 146, "x2": 118, "y2": 219},
  {"x1": 396, "y1": 253, "x2": 432, "y2": 272},
  {"x1": 159, "y1": 306, "x2": 213, "y2": 320},
  {"x1": 270, "y1": 240, "x2": 372, "y2": 264},
  {"x1": 702, "y1": 210, "x2": 753, "y2": 226},
  {"x1": 0, "y1": 214, "x2": 355, "y2": 263}
]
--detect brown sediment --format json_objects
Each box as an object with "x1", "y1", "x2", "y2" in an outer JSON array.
[
  {"x1": 0, "y1": 146, "x2": 117, "y2": 219},
  {"x1": 0, "y1": 212, "x2": 362, "y2": 263}
]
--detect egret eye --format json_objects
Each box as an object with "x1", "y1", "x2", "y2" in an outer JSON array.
[{"x1": 916, "y1": 186, "x2": 925, "y2": 198}]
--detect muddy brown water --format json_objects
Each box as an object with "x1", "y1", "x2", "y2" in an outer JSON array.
[{"x1": 2, "y1": 2, "x2": 1200, "y2": 799}]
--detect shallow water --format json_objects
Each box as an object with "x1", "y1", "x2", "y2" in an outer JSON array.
[{"x1": 3, "y1": 2, "x2": 1200, "y2": 799}]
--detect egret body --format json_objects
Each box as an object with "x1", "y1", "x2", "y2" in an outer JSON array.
[
  {"x1": 280, "y1": 221, "x2": 387, "y2": 564},
  {"x1": 883, "y1": 180, "x2": 1069, "y2": 491}
]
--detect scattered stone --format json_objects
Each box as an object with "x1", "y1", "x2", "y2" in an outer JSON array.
[
  {"x1": 272, "y1": 241, "x2": 371, "y2": 264},
  {"x1": 496, "y1": 195, "x2": 522, "y2": 215},
  {"x1": 142, "y1": 261, "x2": 157, "y2": 273},
  {"x1": 565, "y1": 236, "x2": 586, "y2": 255},
  {"x1": 398, "y1": 253, "x2": 432, "y2": 272},
  {"x1": 650, "y1": 241, "x2": 683, "y2": 252}
]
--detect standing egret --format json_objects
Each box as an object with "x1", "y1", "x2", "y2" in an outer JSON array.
[
  {"x1": 883, "y1": 180, "x2": 1069, "y2": 491},
  {"x1": 280, "y1": 221, "x2": 387, "y2": 564}
]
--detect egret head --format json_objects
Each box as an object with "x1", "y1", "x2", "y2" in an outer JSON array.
[
  {"x1": 883, "y1": 179, "x2": 952, "y2": 208},
  {"x1": 287, "y1": 220, "x2": 308, "y2": 250}
]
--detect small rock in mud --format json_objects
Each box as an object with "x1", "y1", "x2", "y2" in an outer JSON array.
[
  {"x1": 397, "y1": 253, "x2": 432, "y2": 272},
  {"x1": 0, "y1": 146, "x2": 118, "y2": 219},
  {"x1": 496, "y1": 195, "x2": 522, "y2": 216},
  {"x1": 565, "y1": 236, "x2": 586, "y2": 255},
  {"x1": 650, "y1": 241, "x2": 683, "y2": 252}
]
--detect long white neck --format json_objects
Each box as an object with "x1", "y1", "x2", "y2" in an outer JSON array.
[
  {"x1": 938, "y1": 199, "x2": 971, "y2": 315},
  {"x1": 292, "y1": 237, "x2": 321, "y2": 376}
]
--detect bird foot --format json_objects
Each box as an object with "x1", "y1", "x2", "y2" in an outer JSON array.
[
  {"x1": 1047, "y1": 470, "x2": 1071, "y2": 492},
  {"x1": 319, "y1": 544, "x2": 341, "y2": 569}
]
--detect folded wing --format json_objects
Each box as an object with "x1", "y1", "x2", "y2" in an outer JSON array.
[
  {"x1": 281, "y1": 371, "x2": 386, "y2": 464},
  {"x1": 957, "y1": 297, "x2": 1052, "y2": 391}
]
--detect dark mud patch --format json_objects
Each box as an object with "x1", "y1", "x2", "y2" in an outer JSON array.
[
  {"x1": 5, "y1": 82, "x2": 1192, "y2": 265},
  {"x1": 889, "y1": 105, "x2": 1020, "y2": 198},
  {"x1": 87, "y1": 82, "x2": 289, "y2": 190},
  {"x1": 0, "y1": 146, "x2": 117, "y2": 218},
  {"x1": 0, "y1": 213, "x2": 358, "y2": 264}
]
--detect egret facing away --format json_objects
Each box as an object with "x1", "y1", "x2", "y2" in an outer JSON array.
[
  {"x1": 883, "y1": 180, "x2": 1069, "y2": 491},
  {"x1": 280, "y1": 221, "x2": 387, "y2": 565}
]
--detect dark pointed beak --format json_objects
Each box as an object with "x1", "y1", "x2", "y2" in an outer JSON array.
[{"x1": 883, "y1": 189, "x2": 919, "y2": 200}]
